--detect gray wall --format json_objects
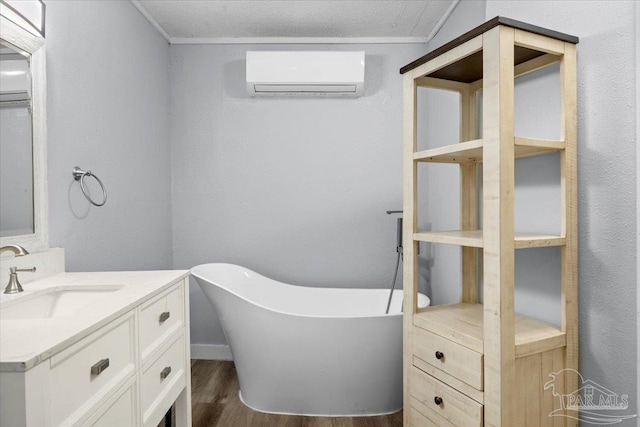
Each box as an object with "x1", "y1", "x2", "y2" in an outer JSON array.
[
  {"x1": 637, "y1": 0, "x2": 640, "y2": 415},
  {"x1": 169, "y1": 43, "x2": 428, "y2": 345},
  {"x1": 428, "y1": 0, "x2": 487, "y2": 51},
  {"x1": 46, "y1": 1, "x2": 173, "y2": 271}
]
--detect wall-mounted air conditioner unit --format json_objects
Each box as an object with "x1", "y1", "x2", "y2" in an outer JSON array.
[{"x1": 246, "y1": 51, "x2": 365, "y2": 97}]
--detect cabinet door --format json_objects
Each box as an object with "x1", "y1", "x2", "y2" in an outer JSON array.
[
  {"x1": 83, "y1": 381, "x2": 139, "y2": 427},
  {"x1": 50, "y1": 312, "x2": 136, "y2": 426}
]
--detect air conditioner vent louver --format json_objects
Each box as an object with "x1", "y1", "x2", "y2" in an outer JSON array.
[{"x1": 246, "y1": 51, "x2": 365, "y2": 97}]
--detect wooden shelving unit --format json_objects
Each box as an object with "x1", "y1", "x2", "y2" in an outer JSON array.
[{"x1": 401, "y1": 17, "x2": 578, "y2": 426}]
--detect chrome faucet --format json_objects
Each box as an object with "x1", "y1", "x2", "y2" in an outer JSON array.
[
  {"x1": 0, "y1": 244, "x2": 30, "y2": 257},
  {"x1": 4, "y1": 267, "x2": 36, "y2": 294}
]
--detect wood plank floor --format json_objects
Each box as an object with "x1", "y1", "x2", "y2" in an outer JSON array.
[{"x1": 191, "y1": 360, "x2": 404, "y2": 427}]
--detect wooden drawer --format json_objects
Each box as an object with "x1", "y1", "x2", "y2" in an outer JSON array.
[
  {"x1": 50, "y1": 313, "x2": 136, "y2": 426},
  {"x1": 81, "y1": 379, "x2": 138, "y2": 427},
  {"x1": 413, "y1": 326, "x2": 483, "y2": 390},
  {"x1": 141, "y1": 333, "x2": 186, "y2": 427},
  {"x1": 410, "y1": 406, "x2": 439, "y2": 427},
  {"x1": 410, "y1": 366, "x2": 483, "y2": 427},
  {"x1": 140, "y1": 283, "x2": 184, "y2": 361}
]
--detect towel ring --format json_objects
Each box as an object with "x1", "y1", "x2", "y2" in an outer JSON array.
[{"x1": 72, "y1": 166, "x2": 107, "y2": 207}]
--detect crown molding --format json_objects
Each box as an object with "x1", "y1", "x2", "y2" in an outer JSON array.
[
  {"x1": 169, "y1": 36, "x2": 429, "y2": 45},
  {"x1": 130, "y1": 0, "x2": 171, "y2": 42},
  {"x1": 427, "y1": 0, "x2": 460, "y2": 41}
]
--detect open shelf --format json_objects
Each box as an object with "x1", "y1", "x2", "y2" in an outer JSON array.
[
  {"x1": 413, "y1": 139, "x2": 483, "y2": 163},
  {"x1": 413, "y1": 230, "x2": 565, "y2": 249},
  {"x1": 413, "y1": 303, "x2": 566, "y2": 358},
  {"x1": 414, "y1": 230, "x2": 484, "y2": 247},
  {"x1": 413, "y1": 137, "x2": 565, "y2": 163}
]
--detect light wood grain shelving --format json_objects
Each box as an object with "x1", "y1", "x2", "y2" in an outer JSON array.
[
  {"x1": 412, "y1": 230, "x2": 566, "y2": 249},
  {"x1": 413, "y1": 137, "x2": 565, "y2": 163},
  {"x1": 413, "y1": 303, "x2": 566, "y2": 358},
  {"x1": 401, "y1": 16, "x2": 578, "y2": 426}
]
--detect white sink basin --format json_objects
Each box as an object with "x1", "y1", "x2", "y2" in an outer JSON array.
[{"x1": 0, "y1": 285, "x2": 124, "y2": 320}]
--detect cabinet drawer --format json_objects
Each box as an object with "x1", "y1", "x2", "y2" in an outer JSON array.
[
  {"x1": 411, "y1": 367, "x2": 483, "y2": 427},
  {"x1": 140, "y1": 283, "x2": 184, "y2": 360},
  {"x1": 50, "y1": 313, "x2": 136, "y2": 426},
  {"x1": 141, "y1": 333, "x2": 186, "y2": 426},
  {"x1": 410, "y1": 406, "x2": 439, "y2": 427},
  {"x1": 82, "y1": 379, "x2": 138, "y2": 427},
  {"x1": 413, "y1": 326, "x2": 483, "y2": 390}
]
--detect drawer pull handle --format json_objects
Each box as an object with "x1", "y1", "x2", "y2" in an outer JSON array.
[
  {"x1": 160, "y1": 366, "x2": 172, "y2": 380},
  {"x1": 159, "y1": 311, "x2": 171, "y2": 323},
  {"x1": 434, "y1": 396, "x2": 443, "y2": 406},
  {"x1": 90, "y1": 358, "x2": 110, "y2": 376},
  {"x1": 435, "y1": 351, "x2": 444, "y2": 360}
]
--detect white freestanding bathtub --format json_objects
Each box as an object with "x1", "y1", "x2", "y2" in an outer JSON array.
[{"x1": 191, "y1": 263, "x2": 430, "y2": 416}]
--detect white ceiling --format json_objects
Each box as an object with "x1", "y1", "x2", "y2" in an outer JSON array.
[{"x1": 132, "y1": 0, "x2": 459, "y2": 44}]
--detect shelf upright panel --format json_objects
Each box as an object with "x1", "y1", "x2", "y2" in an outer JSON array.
[
  {"x1": 401, "y1": 67, "x2": 418, "y2": 427},
  {"x1": 482, "y1": 25, "x2": 517, "y2": 427},
  {"x1": 460, "y1": 76, "x2": 479, "y2": 304},
  {"x1": 560, "y1": 41, "x2": 578, "y2": 426}
]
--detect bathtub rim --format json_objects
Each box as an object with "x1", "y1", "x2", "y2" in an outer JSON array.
[{"x1": 191, "y1": 263, "x2": 430, "y2": 320}]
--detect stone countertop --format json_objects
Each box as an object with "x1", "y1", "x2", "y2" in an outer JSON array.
[{"x1": 0, "y1": 270, "x2": 189, "y2": 372}]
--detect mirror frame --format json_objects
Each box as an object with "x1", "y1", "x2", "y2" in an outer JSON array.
[{"x1": 0, "y1": 14, "x2": 47, "y2": 251}]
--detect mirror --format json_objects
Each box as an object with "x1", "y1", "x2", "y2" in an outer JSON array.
[
  {"x1": 1, "y1": 41, "x2": 34, "y2": 237},
  {"x1": 0, "y1": 13, "x2": 47, "y2": 251}
]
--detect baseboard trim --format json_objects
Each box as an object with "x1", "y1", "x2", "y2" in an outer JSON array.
[{"x1": 190, "y1": 344, "x2": 233, "y2": 361}]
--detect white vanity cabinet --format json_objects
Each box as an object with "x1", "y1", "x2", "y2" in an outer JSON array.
[{"x1": 0, "y1": 272, "x2": 191, "y2": 427}]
